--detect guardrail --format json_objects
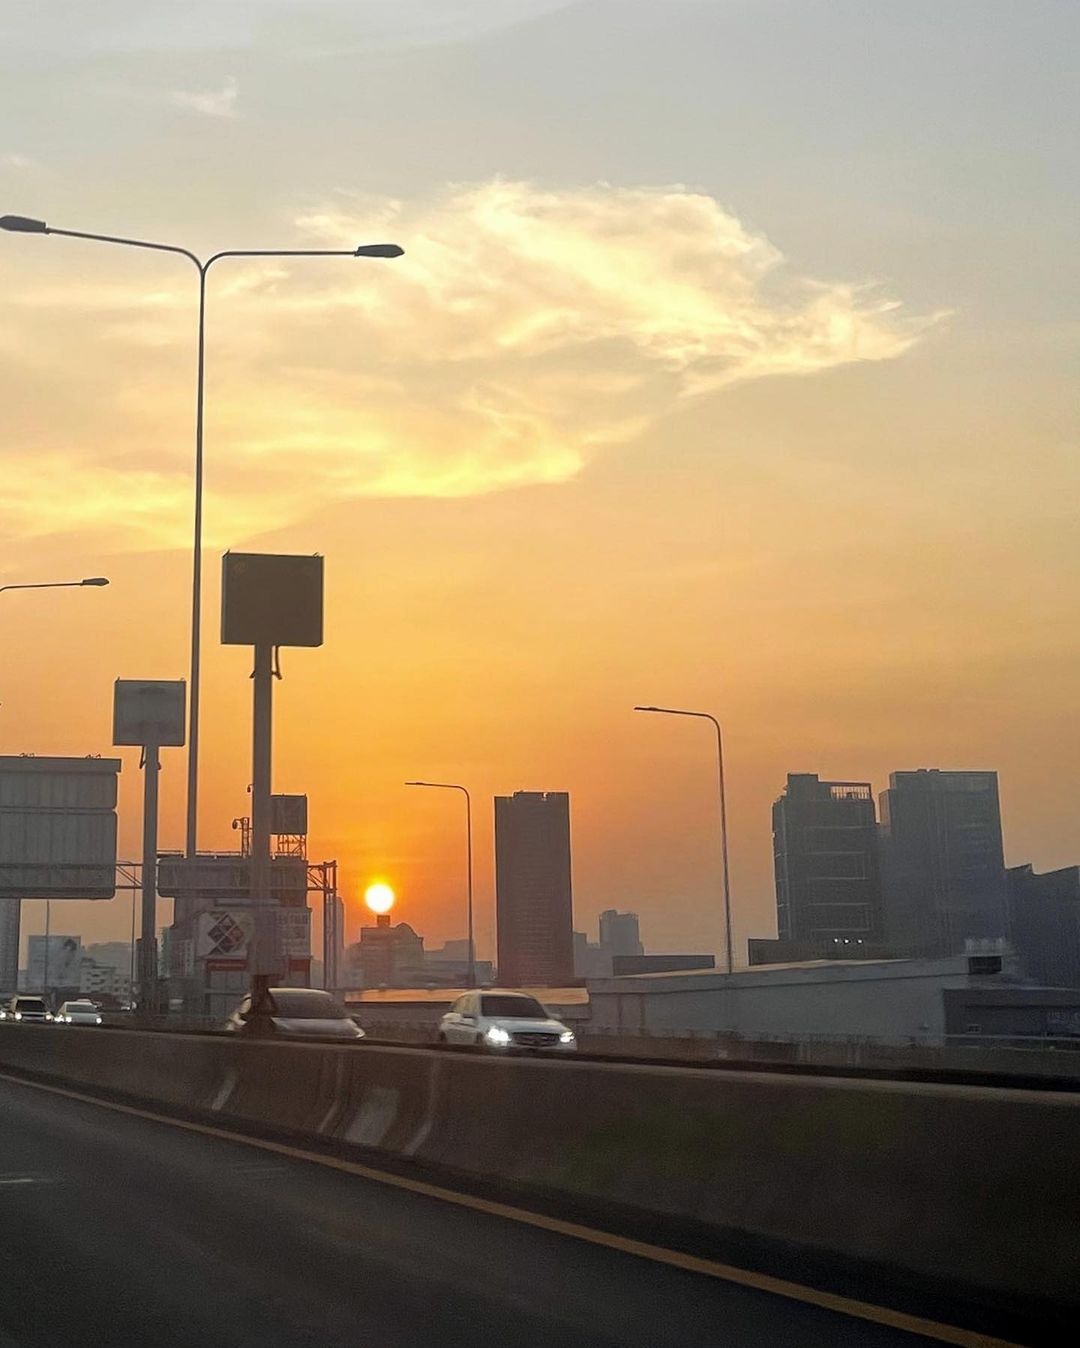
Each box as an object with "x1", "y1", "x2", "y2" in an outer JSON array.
[{"x1": 0, "y1": 1022, "x2": 1075, "y2": 1337}]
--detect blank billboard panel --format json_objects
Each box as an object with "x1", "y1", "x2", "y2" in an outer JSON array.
[
  {"x1": 0, "y1": 757, "x2": 120, "y2": 899},
  {"x1": 221, "y1": 553, "x2": 324, "y2": 648},
  {"x1": 113, "y1": 680, "x2": 186, "y2": 747}
]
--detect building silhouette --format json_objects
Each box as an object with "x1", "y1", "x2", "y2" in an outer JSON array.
[
  {"x1": 772, "y1": 774, "x2": 883, "y2": 947},
  {"x1": 879, "y1": 769, "x2": 1008, "y2": 957},
  {"x1": 1007, "y1": 864, "x2": 1080, "y2": 989},
  {"x1": 495, "y1": 791, "x2": 574, "y2": 986},
  {"x1": 599, "y1": 909, "x2": 644, "y2": 961},
  {"x1": 350, "y1": 918, "x2": 425, "y2": 989}
]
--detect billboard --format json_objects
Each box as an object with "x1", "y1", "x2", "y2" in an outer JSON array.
[
  {"x1": 271, "y1": 794, "x2": 308, "y2": 836},
  {"x1": 278, "y1": 907, "x2": 312, "y2": 958},
  {"x1": 221, "y1": 553, "x2": 323, "y2": 648},
  {"x1": 193, "y1": 907, "x2": 311, "y2": 964},
  {"x1": 0, "y1": 757, "x2": 120, "y2": 899},
  {"x1": 113, "y1": 680, "x2": 186, "y2": 747},
  {"x1": 195, "y1": 910, "x2": 254, "y2": 961}
]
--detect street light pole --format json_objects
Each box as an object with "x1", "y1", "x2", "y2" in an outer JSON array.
[
  {"x1": 0, "y1": 578, "x2": 109, "y2": 594},
  {"x1": 634, "y1": 705, "x2": 735, "y2": 974},
  {"x1": 2, "y1": 214, "x2": 403, "y2": 860},
  {"x1": 405, "y1": 781, "x2": 475, "y2": 988}
]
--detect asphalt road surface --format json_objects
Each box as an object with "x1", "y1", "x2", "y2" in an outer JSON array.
[{"x1": 0, "y1": 1074, "x2": 973, "y2": 1348}]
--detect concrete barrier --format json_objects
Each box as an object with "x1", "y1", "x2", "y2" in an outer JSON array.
[{"x1": 1, "y1": 1023, "x2": 1076, "y2": 1326}]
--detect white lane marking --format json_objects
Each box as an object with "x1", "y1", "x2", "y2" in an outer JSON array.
[{"x1": 0, "y1": 1175, "x2": 58, "y2": 1186}]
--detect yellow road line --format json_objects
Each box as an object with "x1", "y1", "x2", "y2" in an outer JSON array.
[{"x1": 0, "y1": 1070, "x2": 1022, "y2": 1348}]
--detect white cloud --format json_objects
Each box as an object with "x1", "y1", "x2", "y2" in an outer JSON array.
[
  {"x1": 168, "y1": 75, "x2": 238, "y2": 118},
  {"x1": 0, "y1": 180, "x2": 940, "y2": 549}
]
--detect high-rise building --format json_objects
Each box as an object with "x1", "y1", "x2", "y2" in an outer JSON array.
[
  {"x1": 495, "y1": 791, "x2": 574, "y2": 986},
  {"x1": 772, "y1": 774, "x2": 882, "y2": 945},
  {"x1": 599, "y1": 909, "x2": 644, "y2": 960},
  {"x1": 1007, "y1": 864, "x2": 1080, "y2": 989},
  {"x1": 879, "y1": 770, "x2": 1008, "y2": 957}
]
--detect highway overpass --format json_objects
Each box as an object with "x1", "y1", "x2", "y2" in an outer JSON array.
[{"x1": 0, "y1": 1025, "x2": 1074, "y2": 1346}]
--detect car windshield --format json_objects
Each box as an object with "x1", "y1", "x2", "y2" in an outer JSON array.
[
  {"x1": 67, "y1": 1002, "x2": 95, "y2": 1012},
  {"x1": 270, "y1": 992, "x2": 349, "y2": 1020},
  {"x1": 482, "y1": 996, "x2": 548, "y2": 1019},
  {"x1": 14, "y1": 999, "x2": 46, "y2": 1012}
]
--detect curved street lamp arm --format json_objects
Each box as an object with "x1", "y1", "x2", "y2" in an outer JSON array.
[
  {"x1": 633, "y1": 704, "x2": 733, "y2": 974},
  {"x1": 44, "y1": 227, "x2": 201, "y2": 271},
  {"x1": 204, "y1": 245, "x2": 403, "y2": 272}
]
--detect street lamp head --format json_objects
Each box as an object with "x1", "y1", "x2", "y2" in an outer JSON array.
[
  {"x1": 354, "y1": 243, "x2": 404, "y2": 258},
  {"x1": 634, "y1": 705, "x2": 662, "y2": 713},
  {"x1": 0, "y1": 215, "x2": 48, "y2": 234},
  {"x1": 80, "y1": 576, "x2": 110, "y2": 587}
]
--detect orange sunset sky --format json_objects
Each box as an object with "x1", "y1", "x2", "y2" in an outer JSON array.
[{"x1": 2, "y1": 1, "x2": 1078, "y2": 964}]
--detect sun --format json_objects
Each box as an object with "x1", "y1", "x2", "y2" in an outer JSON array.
[{"x1": 364, "y1": 882, "x2": 396, "y2": 915}]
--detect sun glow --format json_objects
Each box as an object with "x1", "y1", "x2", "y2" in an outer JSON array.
[{"x1": 364, "y1": 882, "x2": 396, "y2": 916}]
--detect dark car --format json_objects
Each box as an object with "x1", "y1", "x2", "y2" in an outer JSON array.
[
  {"x1": 222, "y1": 988, "x2": 365, "y2": 1040},
  {"x1": 5, "y1": 996, "x2": 51, "y2": 1024}
]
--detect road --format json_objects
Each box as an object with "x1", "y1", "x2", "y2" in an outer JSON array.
[{"x1": 0, "y1": 1074, "x2": 984, "y2": 1348}]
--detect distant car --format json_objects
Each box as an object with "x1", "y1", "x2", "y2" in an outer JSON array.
[
  {"x1": 438, "y1": 991, "x2": 577, "y2": 1051},
  {"x1": 5, "y1": 995, "x2": 52, "y2": 1024},
  {"x1": 222, "y1": 988, "x2": 366, "y2": 1040},
  {"x1": 55, "y1": 999, "x2": 103, "y2": 1026}
]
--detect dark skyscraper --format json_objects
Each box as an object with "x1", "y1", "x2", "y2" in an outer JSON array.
[
  {"x1": 495, "y1": 791, "x2": 574, "y2": 986},
  {"x1": 1007, "y1": 864, "x2": 1080, "y2": 990},
  {"x1": 879, "y1": 769, "x2": 1008, "y2": 957},
  {"x1": 772, "y1": 774, "x2": 882, "y2": 946}
]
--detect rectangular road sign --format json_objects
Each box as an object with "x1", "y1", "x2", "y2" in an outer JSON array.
[
  {"x1": 113, "y1": 680, "x2": 186, "y2": 747},
  {"x1": 221, "y1": 553, "x2": 324, "y2": 648},
  {"x1": 0, "y1": 756, "x2": 120, "y2": 899}
]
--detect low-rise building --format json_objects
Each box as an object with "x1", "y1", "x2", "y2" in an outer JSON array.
[
  {"x1": 78, "y1": 957, "x2": 131, "y2": 1001},
  {"x1": 586, "y1": 953, "x2": 1068, "y2": 1046}
]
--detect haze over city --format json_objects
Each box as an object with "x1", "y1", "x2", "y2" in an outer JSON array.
[{"x1": 2, "y1": 0, "x2": 1077, "y2": 967}]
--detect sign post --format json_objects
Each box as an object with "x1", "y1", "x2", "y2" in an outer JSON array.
[
  {"x1": 0, "y1": 755, "x2": 122, "y2": 997},
  {"x1": 221, "y1": 552, "x2": 323, "y2": 1015},
  {"x1": 113, "y1": 680, "x2": 185, "y2": 1017}
]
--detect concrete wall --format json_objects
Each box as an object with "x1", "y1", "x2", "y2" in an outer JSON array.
[{"x1": 0, "y1": 1023, "x2": 1077, "y2": 1327}]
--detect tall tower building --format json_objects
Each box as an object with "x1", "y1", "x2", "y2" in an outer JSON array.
[
  {"x1": 772, "y1": 774, "x2": 882, "y2": 945},
  {"x1": 879, "y1": 769, "x2": 1008, "y2": 957},
  {"x1": 495, "y1": 791, "x2": 574, "y2": 986}
]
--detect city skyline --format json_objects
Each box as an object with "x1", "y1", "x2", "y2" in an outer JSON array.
[{"x1": 2, "y1": 0, "x2": 1078, "y2": 963}]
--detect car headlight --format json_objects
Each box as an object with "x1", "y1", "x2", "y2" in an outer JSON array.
[
  {"x1": 485, "y1": 1026, "x2": 511, "y2": 1045},
  {"x1": 559, "y1": 1030, "x2": 575, "y2": 1043},
  {"x1": 14, "y1": 1012, "x2": 21, "y2": 1021},
  {"x1": 95, "y1": 1016, "x2": 102, "y2": 1025},
  {"x1": 45, "y1": 1013, "x2": 53, "y2": 1021}
]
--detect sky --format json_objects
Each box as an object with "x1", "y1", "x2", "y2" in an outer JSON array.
[{"x1": 2, "y1": 0, "x2": 1078, "y2": 964}]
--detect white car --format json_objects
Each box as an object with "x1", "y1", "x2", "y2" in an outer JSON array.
[
  {"x1": 56, "y1": 999, "x2": 103, "y2": 1026},
  {"x1": 223, "y1": 988, "x2": 366, "y2": 1040},
  {"x1": 438, "y1": 991, "x2": 577, "y2": 1051}
]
